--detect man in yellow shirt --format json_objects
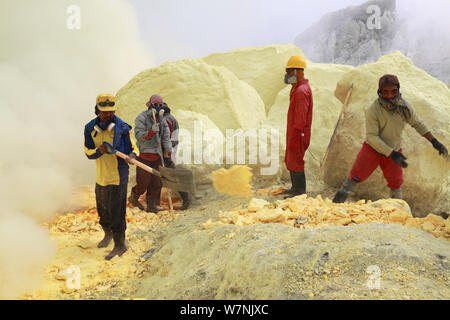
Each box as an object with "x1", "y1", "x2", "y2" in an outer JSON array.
[
  {"x1": 84, "y1": 94, "x2": 139, "y2": 260},
  {"x1": 333, "y1": 75, "x2": 448, "y2": 203}
]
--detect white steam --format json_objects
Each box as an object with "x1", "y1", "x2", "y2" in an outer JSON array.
[
  {"x1": 395, "y1": 0, "x2": 450, "y2": 83},
  {"x1": 0, "y1": 0, "x2": 153, "y2": 298}
]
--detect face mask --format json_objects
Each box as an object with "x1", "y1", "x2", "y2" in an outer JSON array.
[
  {"x1": 284, "y1": 69, "x2": 298, "y2": 84},
  {"x1": 378, "y1": 92, "x2": 402, "y2": 106},
  {"x1": 99, "y1": 121, "x2": 109, "y2": 130}
]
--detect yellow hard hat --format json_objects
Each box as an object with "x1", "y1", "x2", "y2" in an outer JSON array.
[
  {"x1": 96, "y1": 94, "x2": 116, "y2": 111},
  {"x1": 286, "y1": 56, "x2": 306, "y2": 69}
]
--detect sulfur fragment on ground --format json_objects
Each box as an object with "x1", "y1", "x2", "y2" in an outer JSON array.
[{"x1": 202, "y1": 194, "x2": 450, "y2": 241}]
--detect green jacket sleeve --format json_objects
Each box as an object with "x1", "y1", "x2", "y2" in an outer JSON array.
[{"x1": 365, "y1": 105, "x2": 394, "y2": 157}]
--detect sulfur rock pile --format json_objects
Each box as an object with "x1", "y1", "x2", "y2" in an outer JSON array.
[
  {"x1": 203, "y1": 195, "x2": 450, "y2": 241},
  {"x1": 116, "y1": 44, "x2": 449, "y2": 216},
  {"x1": 323, "y1": 51, "x2": 450, "y2": 217},
  {"x1": 135, "y1": 194, "x2": 449, "y2": 300}
]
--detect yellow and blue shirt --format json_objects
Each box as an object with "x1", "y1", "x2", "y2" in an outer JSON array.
[{"x1": 84, "y1": 116, "x2": 139, "y2": 186}]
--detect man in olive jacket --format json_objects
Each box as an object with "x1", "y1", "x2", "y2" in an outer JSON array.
[{"x1": 333, "y1": 74, "x2": 448, "y2": 203}]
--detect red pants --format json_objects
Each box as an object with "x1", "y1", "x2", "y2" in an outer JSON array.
[
  {"x1": 285, "y1": 130, "x2": 310, "y2": 172},
  {"x1": 348, "y1": 142, "x2": 403, "y2": 189},
  {"x1": 131, "y1": 156, "x2": 162, "y2": 200}
]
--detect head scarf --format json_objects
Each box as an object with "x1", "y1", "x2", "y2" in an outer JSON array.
[
  {"x1": 146, "y1": 94, "x2": 164, "y2": 108},
  {"x1": 378, "y1": 93, "x2": 412, "y2": 122},
  {"x1": 377, "y1": 74, "x2": 411, "y2": 122}
]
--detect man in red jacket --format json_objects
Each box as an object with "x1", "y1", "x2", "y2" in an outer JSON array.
[{"x1": 283, "y1": 56, "x2": 314, "y2": 199}]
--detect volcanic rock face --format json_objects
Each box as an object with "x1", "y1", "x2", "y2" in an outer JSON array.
[
  {"x1": 295, "y1": 0, "x2": 397, "y2": 66},
  {"x1": 322, "y1": 51, "x2": 450, "y2": 217},
  {"x1": 294, "y1": 0, "x2": 450, "y2": 84}
]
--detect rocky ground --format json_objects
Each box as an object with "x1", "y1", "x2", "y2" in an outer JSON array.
[{"x1": 23, "y1": 180, "x2": 449, "y2": 300}]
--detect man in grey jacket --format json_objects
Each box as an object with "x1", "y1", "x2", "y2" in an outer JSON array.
[{"x1": 128, "y1": 94, "x2": 172, "y2": 213}]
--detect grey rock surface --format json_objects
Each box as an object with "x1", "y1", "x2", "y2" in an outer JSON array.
[
  {"x1": 294, "y1": 0, "x2": 450, "y2": 83},
  {"x1": 135, "y1": 210, "x2": 450, "y2": 300}
]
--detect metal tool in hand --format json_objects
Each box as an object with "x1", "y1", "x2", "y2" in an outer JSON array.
[{"x1": 103, "y1": 142, "x2": 196, "y2": 196}]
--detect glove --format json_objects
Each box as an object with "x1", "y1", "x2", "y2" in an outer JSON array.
[
  {"x1": 144, "y1": 129, "x2": 155, "y2": 140},
  {"x1": 99, "y1": 144, "x2": 108, "y2": 155},
  {"x1": 390, "y1": 151, "x2": 408, "y2": 168},
  {"x1": 152, "y1": 123, "x2": 159, "y2": 133},
  {"x1": 431, "y1": 138, "x2": 448, "y2": 156},
  {"x1": 163, "y1": 157, "x2": 175, "y2": 168}
]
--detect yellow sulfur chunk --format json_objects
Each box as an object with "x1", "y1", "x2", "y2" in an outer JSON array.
[
  {"x1": 425, "y1": 214, "x2": 446, "y2": 227},
  {"x1": 388, "y1": 210, "x2": 411, "y2": 224},
  {"x1": 256, "y1": 208, "x2": 286, "y2": 223},
  {"x1": 351, "y1": 215, "x2": 368, "y2": 224},
  {"x1": 212, "y1": 165, "x2": 253, "y2": 197},
  {"x1": 421, "y1": 221, "x2": 436, "y2": 233},
  {"x1": 248, "y1": 198, "x2": 270, "y2": 211}
]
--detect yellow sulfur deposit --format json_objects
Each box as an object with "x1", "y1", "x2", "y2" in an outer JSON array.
[
  {"x1": 323, "y1": 51, "x2": 450, "y2": 217},
  {"x1": 211, "y1": 165, "x2": 253, "y2": 197},
  {"x1": 22, "y1": 186, "x2": 180, "y2": 300},
  {"x1": 203, "y1": 195, "x2": 450, "y2": 241}
]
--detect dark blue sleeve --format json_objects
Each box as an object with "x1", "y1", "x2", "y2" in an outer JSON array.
[
  {"x1": 121, "y1": 130, "x2": 134, "y2": 155},
  {"x1": 84, "y1": 127, "x2": 102, "y2": 159}
]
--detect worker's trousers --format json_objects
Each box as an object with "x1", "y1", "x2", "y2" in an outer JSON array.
[
  {"x1": 131, "y1": 157, "x2": 162, "y2": 201},
  {"x1": 95, "y1": 183, "x2": 127, "y2": 233},
  {"x1": 348, "y1": 142, "x2": 404, "y2": 189}
]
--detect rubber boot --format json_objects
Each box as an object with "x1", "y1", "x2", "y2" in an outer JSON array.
[
  {"x1": 155, "y1": 188, "x2": 161, "y2": 206},
  {"x1": 332, "y1": 190, "x2": 348, "y2": 203},
  {"x1": 332, "y1": 178, "x2": 356, "y2": 203},
  {"x1": 97, "y1": 226, "x2": 113, "y2": 248},
  {"x1": 179, "y1": 192, "x2": 191, "y2": 210},
  {"x1": 146, "y1": 195, "x2": 162, "y2": 213},
  {"x1": 284, "y1": 171, "x2": 296, "y2": 195},
  {"x1": 128, "y1": 190, "x2": 144, "y2": 210},
  {"x1": 390, "y1": 188, "x2": 402, "y2": 199},
  {"x1": 105, "y1": 231, "x2": 127, "y2": 260},
  {"x1": 284, "y1": 171, "x2": 306, "y2": 199}
]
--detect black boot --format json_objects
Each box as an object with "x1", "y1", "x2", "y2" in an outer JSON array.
[
  {"x1": 105, "y1": 231, "x2": 127, "y2": 260},
  {"x1": 97, "y1": 226, "x2": 113, "y2": 248},
  {"x1": 128, "y1": 190, "x2": 144, "y2": 210},
  {"x1": 284, "y1": 171, "x2": 296, "y2": 195},
  {"x1": 332, "y1": 179, "x2": 357, "y2": 203},
  {"x1": 284, "y1": 171, "x2": 306, "y2": 199},
  {"x1": 155, "y1": 189, "x2": 161, "y2": 206},
  {"x1": 146, "y1": 195, "x2": 162, "y2": 213},
  {"x1": 179, "y1": 192, "x2": 191, "y2": 210},
  {"x1": 332, "y1": 190, "x2": 348, "y2": 203}
]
